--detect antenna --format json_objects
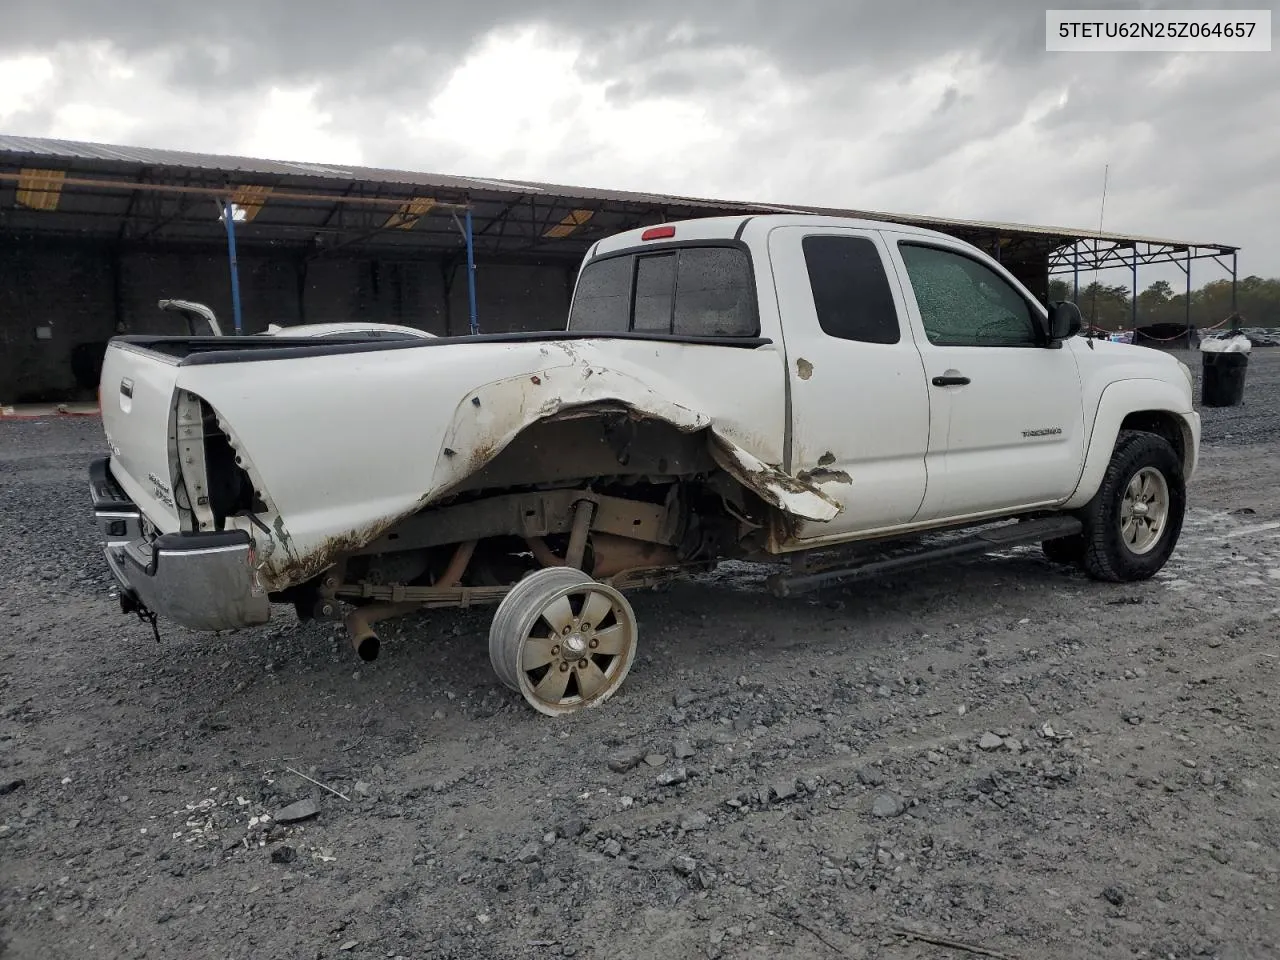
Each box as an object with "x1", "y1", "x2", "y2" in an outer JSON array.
[
  {"x1": 1089, "y1": 162, "x2": 1109, "y2": 334},
  {"x1": 1097, "y1": 163, "x2": 1109, "y2": 235}
]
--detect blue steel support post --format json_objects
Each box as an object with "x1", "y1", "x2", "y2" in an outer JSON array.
[
  {"x1": 465, "y1": 208, "x2": 479, "y2": 335},
  {"x1": 1073, "y1": 244, "x2": 1079, "y2": 300},
  {"x1": 223, "y1": 200, "x2": 244, "y2": 335}
]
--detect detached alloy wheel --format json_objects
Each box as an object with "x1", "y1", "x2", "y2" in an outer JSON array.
[
  {"x1": 1080, "y1": 431, "x2": 1186, "y2": 582},
  {"x1": 489, "y1": 567, "x2": 639, "y2": 716}
]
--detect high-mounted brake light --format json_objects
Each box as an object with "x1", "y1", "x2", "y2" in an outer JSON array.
[{"x1": 641, "y1": 226, "x2": 676, "y2": 241}]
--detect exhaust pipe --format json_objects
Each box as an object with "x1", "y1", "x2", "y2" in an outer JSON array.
[
  {"x1": 343, "y1": 606, "x2": 390, "y2": 662},
  {"x1": 354, "y1": 633, "x2": 379, "y2": 662},
  {"x1": 342, "y1": 540, "x2": 477, "y2": 661},
  {"x1": 350, "y1": 627, "x2": 380, "y2": 662},
  {"x1": 342, "y1": 600, "x2": 425, "y2": 661}
]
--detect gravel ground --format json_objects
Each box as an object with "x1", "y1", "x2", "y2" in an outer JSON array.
[{"x1": 2, "y1": 351, "x2": 1279, "y2": 960}]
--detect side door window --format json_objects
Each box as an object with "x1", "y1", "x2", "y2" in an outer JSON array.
[
  {"x1": 802, "y1": 235, "x2": 901, "y2": 344},
  {"x1": 898, "y1": 243, "x2": 1040, "y2": 347}
]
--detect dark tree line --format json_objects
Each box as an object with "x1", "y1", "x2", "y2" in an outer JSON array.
[{"x1": 1047, "y1": 275, "x2": 1280, "y2": 332}]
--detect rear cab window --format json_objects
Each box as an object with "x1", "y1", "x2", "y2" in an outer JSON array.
[{"x1": 569, "y1": 245, "x2": 758, "y2": 338}]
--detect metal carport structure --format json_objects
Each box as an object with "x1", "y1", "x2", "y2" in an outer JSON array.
[{"x1": 0, "y1": 135, "x2": 1239, "y2": 399}]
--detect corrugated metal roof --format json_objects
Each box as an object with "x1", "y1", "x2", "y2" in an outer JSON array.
[
  {"x1": 0, "y1": 134, "x2": 1237, "y2": 253},
  {"x1": 0, "y1": 134, "x2": 736, "y2": 208}
]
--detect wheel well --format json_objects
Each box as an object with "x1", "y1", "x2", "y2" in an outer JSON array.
[
  {"x1": 453, "y1": 410, "x2": 718, "y2": 494},
  {"x1": 349, "y1": 413, "x2": 777, "y2": 577},
  {"x1": 1119, "y1": 411, "x2": 1189, "y2": 471}
]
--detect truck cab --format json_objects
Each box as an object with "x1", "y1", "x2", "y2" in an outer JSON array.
[{"x1": 569, "y1": 215, "x2": 1198, "y2": 544}]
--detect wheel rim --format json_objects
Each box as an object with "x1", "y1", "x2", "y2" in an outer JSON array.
[
  {"x1": 1119, "y1": 466, "x2": 1170, "y2": 555},
  {"x1": 491, "y1": 570, "x2": 638, "y2": 716}
]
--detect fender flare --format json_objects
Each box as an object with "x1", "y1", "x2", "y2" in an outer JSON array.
[{"x1": 1061, "y1": 378, "x2": 1198, "y2": 510}]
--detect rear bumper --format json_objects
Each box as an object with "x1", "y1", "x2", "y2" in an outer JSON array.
[{"x1": 90, "y1": 457, "x2": 271, "y2": 631}]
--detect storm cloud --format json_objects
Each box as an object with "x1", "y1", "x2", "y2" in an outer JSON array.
[{"x1": 1, "y1": 0, "x2": 1275, "y2": 281}]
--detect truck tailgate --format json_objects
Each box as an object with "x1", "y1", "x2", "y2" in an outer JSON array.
[{"x1": 99, "y1": 342, "x2": 184, "y2": 534}]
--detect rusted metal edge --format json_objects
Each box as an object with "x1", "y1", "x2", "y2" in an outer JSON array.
[{"x1": 708, "y1": 434, "x2": 842, "y2": 523}]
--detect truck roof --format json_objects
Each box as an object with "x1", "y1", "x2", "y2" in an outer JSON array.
[{"x1": 588, "y1": 213, "x2": 967, "y2": 259}]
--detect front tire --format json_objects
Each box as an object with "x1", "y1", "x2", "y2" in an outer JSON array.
[{"x1": 1080, "y1": 431, "x2": 1185, "y2": 582}]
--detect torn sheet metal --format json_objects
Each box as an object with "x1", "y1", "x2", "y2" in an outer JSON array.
[{"x1": 709, "y1": 436, "x2": 841, "y2": 523}]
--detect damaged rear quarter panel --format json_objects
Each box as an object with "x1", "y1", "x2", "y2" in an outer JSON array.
[
  {"x1": 429, "y1": 360, "x2": 711, "y2": 492},
  {"x1": 174, "y1": 336, "x2": 828, "y2": 586}
]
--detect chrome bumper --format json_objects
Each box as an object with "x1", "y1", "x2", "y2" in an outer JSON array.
[{"x1": 90, "y1": 457, "x2": 271, "y2": 631}]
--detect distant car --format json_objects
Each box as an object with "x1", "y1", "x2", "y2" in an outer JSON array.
[
  {"x1": 157, "y1": 299, "x2": 434, "y2": 340},
  {"x1": 259, "y1": 322, "x2": 435, "y2": 340},
  {"x1": 158, "y1": 299, "x2": 223, "y2": 336},
  {"x1": 1134, "y1": 323, "x2": 1199, "y2": 348},
  {"x1": 1239, "y1": 328, "x2": 1278, "y2": 347},
  {"x1": 1204, "y1": 329, "x2": 1276, "y2": 348}
]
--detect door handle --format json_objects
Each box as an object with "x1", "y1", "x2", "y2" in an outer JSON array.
[{"x1": 931, "y1": 375, "x2": 971, "y2": 387}]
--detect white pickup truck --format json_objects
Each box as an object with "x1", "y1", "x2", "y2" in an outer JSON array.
[{"x1": 90, "y1": 214, "x2": 1200, "y2": 715}]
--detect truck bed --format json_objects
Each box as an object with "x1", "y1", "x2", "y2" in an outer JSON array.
[
  {"x1": 112, "y1": 330, "x2": 773, "y2": 365},
  {"x1": 97, "y1": 327, "x2": 795, "y2": 588}
]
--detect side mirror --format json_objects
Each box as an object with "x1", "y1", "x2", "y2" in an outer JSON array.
[{"x1": 1048, "y1": 301, "x2": 1083, "y2": 342}]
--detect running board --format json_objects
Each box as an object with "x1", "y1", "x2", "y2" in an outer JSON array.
[{"x1": 767, "y1": 516, "x2": 1083, "y2": 598}]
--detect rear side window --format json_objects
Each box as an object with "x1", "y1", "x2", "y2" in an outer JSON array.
[
  {"x1": 802, "y1": 235, "x2": 900, "y2": 344},
  {"x1": 569, "y1": 246, "x2": 757, "y2": 337}
]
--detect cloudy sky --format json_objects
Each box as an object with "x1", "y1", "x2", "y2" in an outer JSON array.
[{"x1": 0, "y1": 0, "x2": 1276, "y2": 283}]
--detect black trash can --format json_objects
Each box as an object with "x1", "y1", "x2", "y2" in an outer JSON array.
[{"x1": 1201, "y1": 351, "x2": 1248, "y2": 407}]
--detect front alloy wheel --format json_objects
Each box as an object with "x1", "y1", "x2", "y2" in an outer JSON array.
[{"x1": 1119, "y1": 466, "x2": 1171, "y2": 555}]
